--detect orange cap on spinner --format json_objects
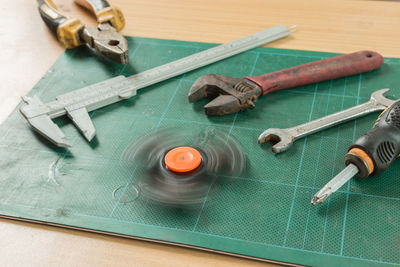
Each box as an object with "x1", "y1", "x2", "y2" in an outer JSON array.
[{"x1": 164, "y1": 146, "x2": 202, "y2": 173}]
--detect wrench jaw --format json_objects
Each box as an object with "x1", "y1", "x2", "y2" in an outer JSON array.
[
  {"x1": 188, "y1": 74, "x2": 262, "y2": 116},
  {"x1": 188, "y1": 74, "x2": 232, "y2": 103},
  {"x1": 370, "y1": 88, "x2": 393, "y2": 107},
  {"x1": 204, "y1": 95, "x2": 242, "y2": 116},
  {"x1": 258, "y1": 128, "x2": 294, "y2": 153}
]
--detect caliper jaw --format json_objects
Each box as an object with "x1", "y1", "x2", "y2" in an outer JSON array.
[
  {"x1": 20, "y1": 96, "x2": 71, "y2": 147},
  {"x1": 19, "y1": 75, "x2": 137, "y2": 148}
]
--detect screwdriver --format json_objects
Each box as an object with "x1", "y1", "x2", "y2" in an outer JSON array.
[{"x1": 312, "y1": 100, "x2": 400, "y2": 205}]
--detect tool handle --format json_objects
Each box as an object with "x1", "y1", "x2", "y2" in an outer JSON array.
[
  {"x1": 37, "y1": 0, "x2": 68, "y2": 35},
  {"x1": 244, "y1": 51, "x2": 383, "y2": 96},
  {"x1": 345, "y1": 100, "x2": 400, "y2": 178},
  {"x1": 37, "y1": 0, "x2": 84, "y2": 48},
  {"x1": 75, "y1": 0, "x2": 110, "y2": 12},
  {"x1": 75, "y1": 0, "x2": 125, "y2": 31}
]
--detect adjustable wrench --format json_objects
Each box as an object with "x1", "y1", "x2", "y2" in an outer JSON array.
[
  {"x1": 258, "y1": 89, "x2": 395, "y2": 153},
  {"x1": 189, "y1": 51, "x2": 383, "y2": 116}
]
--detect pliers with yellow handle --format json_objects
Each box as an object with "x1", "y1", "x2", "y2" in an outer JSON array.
[{"x1": 37, "y1": 0, "x2": 129, "y2": 64}]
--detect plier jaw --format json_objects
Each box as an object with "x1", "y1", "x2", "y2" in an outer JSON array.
[
  {"x1": 82, "y1": 23, "x2": 129, "y2": 64},
  {"x1": 37, "y1": 0, "x2": 129, "y2": 64}
]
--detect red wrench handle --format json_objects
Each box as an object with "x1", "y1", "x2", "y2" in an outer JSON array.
[{"x1": 244, "y1": 50, "x2": 383, "y2": 96}]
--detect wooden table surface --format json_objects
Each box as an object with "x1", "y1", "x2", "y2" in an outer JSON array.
[{"x1": 1, "y1": 0, "x2": 399, "y2": 265}]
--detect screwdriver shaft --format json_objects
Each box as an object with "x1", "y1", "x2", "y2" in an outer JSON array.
[{"x1": 312, "y1": 163, "x2": 359, "y2": 205}]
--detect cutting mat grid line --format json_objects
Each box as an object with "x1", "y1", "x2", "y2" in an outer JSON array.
[
  {"x1": 193, "y1": 51, "x2": 260, "y2": 232},
  {"x1": 1, "y1": 36, "x2": 400, "y2": 267},
  {"x1": 302, "y1": 79, "x2": 334, "y2": 250},
  {"x1": 321, "y1": 77, "x2": 348, "y2": 253},
  {"x1": 192, "y1": 112, "x2": 239, "y2": 232},
  {"x1": 339, "y1": 73, "x2": 362, "y2": 256},
  {"x1": 154, "y1": 69, "x2": 192, "y2": 130},
  {"x1": 283, "y1": 82, "x2": 319, "y2": 246}
]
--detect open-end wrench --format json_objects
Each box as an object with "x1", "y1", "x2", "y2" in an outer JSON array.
[
  {"x1": 258, "y1": 89, "x2": 395, "y2": 153},
  {"x1": 188, "y1": 51, "x2": 383, "y2": 116}
]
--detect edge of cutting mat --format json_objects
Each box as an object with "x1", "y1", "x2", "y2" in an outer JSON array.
[{"x1": 0, "y1": 205, "x2": 394, "y2": 267}]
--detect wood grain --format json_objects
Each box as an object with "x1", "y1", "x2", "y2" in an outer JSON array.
[{"x1": 0, "y1": 0, "x2": 399, "y2": 265}]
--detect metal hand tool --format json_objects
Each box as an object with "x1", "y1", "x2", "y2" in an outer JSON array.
[
  {"x1": 188, "y1": 51, "x2": 383, "y2": 116},
  {"x1": 20, "y1": 25, "x2": 293, "y2": 147},
  {"x1": 258, "y1": 89, "x2": 395, "y2": 153},
  {"x1": 312, "y1": 100, "x2": 400, "y2": 205},
  {"x1": 37, "y1": 0, "x2": 128, "y2": 64}
]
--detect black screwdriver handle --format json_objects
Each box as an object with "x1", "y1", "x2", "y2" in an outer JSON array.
[{"x1": 345, "y1": 100, "x2": 400, "y2": 178}]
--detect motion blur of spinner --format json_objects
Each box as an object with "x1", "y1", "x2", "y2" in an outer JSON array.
[{"x1": 121, "y1": 127, "x2": 247, "y2": 206}]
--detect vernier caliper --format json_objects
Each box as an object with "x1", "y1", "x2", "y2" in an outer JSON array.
[{"x1": 20, "y1": 25, "x2": 293, "y2": 147}]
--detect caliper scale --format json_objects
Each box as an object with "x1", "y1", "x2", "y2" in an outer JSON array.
[{"x1": 20, "y1": 25, "x2": 293, "y2": 147}]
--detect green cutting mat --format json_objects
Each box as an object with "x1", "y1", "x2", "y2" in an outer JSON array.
[{"x1": 1, "y1": 36, "x2": 400, "y2": 267}]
